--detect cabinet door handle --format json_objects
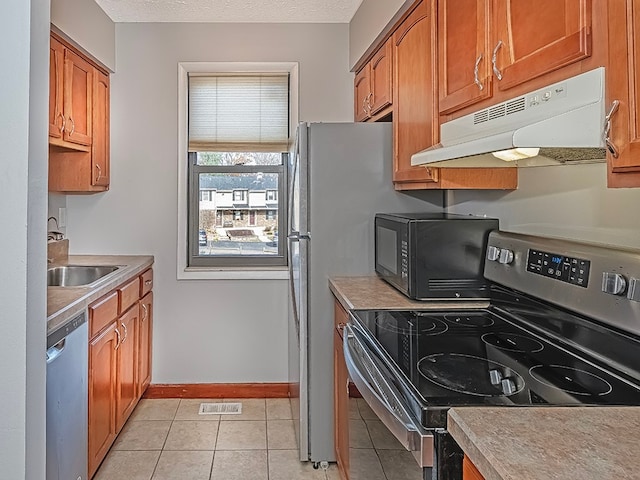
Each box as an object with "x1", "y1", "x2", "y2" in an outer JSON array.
[
  {"x1": 94, "y1": 164, "x2": 102, "y2": 183},
  {"x1": 114, "y1": 327, "x2": 121, "y2": 350},
  {"x1": 492, "y1": 40, "x2": 504, "y2": 80},
  {"x1": 57, "y1": 112, "x2": 65, "y2": 134},
  {"x1": 121, "y1": 322, "x2": 128, "y2": 344},
  {"x1": 68, "y1": 116, "x2": 75, "y2": 136},
  {"x1": 141, "y1": 303, "x2": 148, "y2": 322},
  {"x1": 145, "y1": 279, "x2": 153, "y2": 286},
  {"x1": 365, "y1": 92, "x2": 373, "y2": 113},
  {"x1": 474, "y1": 54, "x2": 484, "y2": 91},
  {"x1": 604, "y1": 100, "x2": 620, "y2": 158},
  {"x1": 362, "y1": 97, "x2": 368, "y2": 115}
]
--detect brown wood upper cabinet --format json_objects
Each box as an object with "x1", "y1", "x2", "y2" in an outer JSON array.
[
  {"x1": 392, "y1": 0, "x2": 440, "y2": 188},
  {"x1": 606, "y1": 0, "x2": 640, "y2": 188},
  {"x1": 354, "y1": 38, "x2": 393, "y2": 122},
  {"x1": 49, "y1": 31, "x2": 110, "y2": 193},
  {"x1": 49, "y1": 35, "x2": 93, "y2": 148},
  {"x1": 439, "y1": 0, "x2": 593, "y2": 115}
]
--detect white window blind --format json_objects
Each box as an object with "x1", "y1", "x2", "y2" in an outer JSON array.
[{"x1": 188, "y1": 74, "x2": 289, "y2": 152}]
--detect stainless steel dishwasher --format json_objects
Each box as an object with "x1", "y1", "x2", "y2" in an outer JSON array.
[{"x1": 46, "y1": 311, "x2": 88, "y2": 480}]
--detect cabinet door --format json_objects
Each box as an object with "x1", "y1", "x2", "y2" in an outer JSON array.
[
  {"x1": 116, "y1": 306, "x2": 139, "y2": 431},
  {"x1": 138, "y1": 291, "x2": 153, "y2": 397},
  {"x1": 92, "y1": 69, "x2": 110, "y2": 187},
  {"x1": 89, "y1": 322, "x2": 118, "y2": 478},
  {"x1": 438, "y1": 0, "x2": 493, "y2": 114},
  {"x1": 333, "y1": 300, "x2": 349, "y2": 478},
  {"x1": 354, "y1": 66, "x2": 371, "y2": 122},
  {"x1": 607, "y1": 0, "x2": 640, "y2": 187},
  {"x1": 392, "y1": 0, "x2": 439, "y2": 187},
  {"x1": 463, "y1": 455, "x2": 485, "y2": 480},
  {"x1": 369, "y1": 39, "x2": 393, "y2": 116},
  {"x1": 63, "y1": 49, "x2": 93, "y2": 146},
  {"x1": 493, "y1": 0, "x2": 592, "y2": 91},
  {"x1": 49, "y1": 37, "x2": 65, "y2": 138}
]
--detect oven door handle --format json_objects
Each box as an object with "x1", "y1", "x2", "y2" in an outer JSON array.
[{"x1": 343, "y1": 324, "x2": 434, "y2": 467}]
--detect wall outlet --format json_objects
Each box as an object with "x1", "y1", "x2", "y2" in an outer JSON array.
[{"x1": 58, "y1": 207, "x2": 67, "y2": 228}]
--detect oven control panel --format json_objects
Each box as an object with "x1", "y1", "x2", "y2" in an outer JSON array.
[
  {"x1": 484, "y1": 231, "x2": 640, "y2": 338},
  {"x1": 526, "y1": 249, "x2": 591, "y2": 287}
]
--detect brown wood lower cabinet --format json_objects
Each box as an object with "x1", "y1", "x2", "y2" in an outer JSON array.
[
  {"x1": 333, "y1": 299, "x2": 350, "y2": 480},
  {"x1": 115, "y1": 305, "x2": 139, "y2": 432},
  {"x1": 463, "y1": 455, "x2": 485, "y2": 480},
  {"x1": 138, "y1": 291, "x2": 153, "y2": 395},
  {"x1": 88, "y1": 268, "x2": 153, "y2": 478},
  {"x1": 88, "y1": 322, "x2": 118, "y2": 476}
]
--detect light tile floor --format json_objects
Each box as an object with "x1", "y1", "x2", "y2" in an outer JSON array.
[
  {"x1": 348, "y1": 398, "x2": 423, "y2": 480},
  {"x1": 95, "y1": 397, "x2": 423, "y2": 480},
  {"x1": 94, "y1": 398, "x2": 341, "y2": 480}
]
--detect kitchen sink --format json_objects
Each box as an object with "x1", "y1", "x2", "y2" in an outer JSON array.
[{"x1": 47, "y1": 265, "x2": 121, "y2": 287}]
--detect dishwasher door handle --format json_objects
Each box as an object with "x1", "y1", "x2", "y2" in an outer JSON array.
[{"x1": 46, "y1": 339, "x2": 66, "y2": 364}]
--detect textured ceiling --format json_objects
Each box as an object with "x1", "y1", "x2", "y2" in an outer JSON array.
[{"x1": 95, "y1": 0, "x2": 365, "y2": 23}]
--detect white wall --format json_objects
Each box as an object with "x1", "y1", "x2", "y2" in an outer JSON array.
[
  {"x1": 51, "y1": 0, "x2": 115, "y2": 71},
  {"x1": 349, "y1": 0, "x2": 409, "y2": 70},
  {"x1": 447, "y1": 163, "x2": 640, "y2": 249},
  {"x1": 67, "y1": 22, "x2": 354, "y2": 383},
  {"x1": 0, "y1": 0, "x2": 49, "y2": 477}
]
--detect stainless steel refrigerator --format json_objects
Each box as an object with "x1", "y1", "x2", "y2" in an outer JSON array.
[{"x1": 287, "y1": 122, "x2": 441, "y2": 464}]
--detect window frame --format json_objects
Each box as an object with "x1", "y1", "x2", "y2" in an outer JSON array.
[
  {"x1": 188, "y1": 153, "x2": 287, "y2": 268},
  {"x1": 177, "y1": 61, "x2": 299, "y2": 280}
]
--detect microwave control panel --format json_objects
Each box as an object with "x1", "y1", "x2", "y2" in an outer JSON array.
[
  {"x1": 401, "y1": 238, "x2": 408, "y2": 280},
  {"x1": 526, "y1": 249, "x2": 590, "y2": 288}
]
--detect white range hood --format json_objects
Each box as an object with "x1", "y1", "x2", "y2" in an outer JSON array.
[{"x1": 411, "y1": 67, "x2": 607, "y2": 168}]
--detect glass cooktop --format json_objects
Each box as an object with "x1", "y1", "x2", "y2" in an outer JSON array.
[{"x1": 350, "y1": 307, "x2": 640, "y2": 409}]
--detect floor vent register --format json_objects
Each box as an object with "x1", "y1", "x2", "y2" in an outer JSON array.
[{"x1": 198, "y1": 402, "x2": 242, "y2": 415}]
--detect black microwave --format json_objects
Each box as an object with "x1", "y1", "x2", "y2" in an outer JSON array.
[{"x1": 374, "y1": 213, "x2": 499, "y2": 300}]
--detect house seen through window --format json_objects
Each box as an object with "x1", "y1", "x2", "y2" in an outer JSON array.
[{"x1": 187, "y1": 73, "x2": 289, "y2": 267}]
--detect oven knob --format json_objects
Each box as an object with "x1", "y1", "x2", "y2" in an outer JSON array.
[
  {"x1": 487, "y1": 246, "x2": 501, "y2": 262},
  {"x1": 627, "y1": 278, "x2": 640, "y2": 302},
  {"x1": 602, "y1": 272, "x2": 627, "y2": 296},
  {"x1": 498, "y1": 249, "x2": 514, "y2": 264},
  {"x1": 489, "y1": 369, "x2": 503, "y2": 386},
  {"x1": 501, "y1": 378, "x2": 517, "y2": 396}
]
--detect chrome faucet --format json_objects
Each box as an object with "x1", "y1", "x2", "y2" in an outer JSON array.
[{"x1": 47, "y1": 216, "x2": 64, "y2": 241}]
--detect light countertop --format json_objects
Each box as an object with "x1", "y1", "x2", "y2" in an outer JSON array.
[
  {"x1": 328, "y1": 275, "x2": 488, "y2": 311},
  {"x1": 448, "y1": 406, "x2": 640, "y2": 480},
  {"x1": 47, "y1": 255, "x2": 154, "y2": 335}
]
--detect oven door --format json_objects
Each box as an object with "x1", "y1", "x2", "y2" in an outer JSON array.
[{"x1": 343, "y1": 324, "x2": 434, "y2": 468}]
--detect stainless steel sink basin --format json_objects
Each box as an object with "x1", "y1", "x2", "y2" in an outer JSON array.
[{"x1": 47, "y1": 265, "x2": 121, "y2": 287}]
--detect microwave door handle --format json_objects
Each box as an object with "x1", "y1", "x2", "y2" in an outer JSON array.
[{"x1": 343, "y1": 324, "x2": 433, "y2": 466}]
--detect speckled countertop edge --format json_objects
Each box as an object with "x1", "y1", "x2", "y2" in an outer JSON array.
[
  {"x1": 329, "y1": 275, "x2": 489, "y2": 312},
  {"x1": 47, "y1": 255, "x2": 154, "y2": 336},
  {"x1": 448, "y1": 406, "x2": 640, "y2": 480}
]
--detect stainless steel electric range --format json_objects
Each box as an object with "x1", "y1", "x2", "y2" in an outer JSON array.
[{"x1": 343, "y1": 231, "x2": 640, "y2": 480}]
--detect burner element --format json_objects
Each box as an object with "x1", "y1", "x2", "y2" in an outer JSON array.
[
  {"x1": 418, "y1": 353, "x2": 525, "y2": 397},
  {"x1": 529, "y1": 365, "x2": 613, "y2": 396},
  {"x1": 443, "y1": 312, "x2": 494, "y2": 327},
  {"x1": 374, "y1": 313, "x2": 448, "y2": 336},
  {"x1": 481, "y1": 332, "x2": 545, "y2": 353}
]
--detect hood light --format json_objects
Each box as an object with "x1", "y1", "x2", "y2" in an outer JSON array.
[{"x1": 492, "y1": 148, "x2": 540, "y2": 162}]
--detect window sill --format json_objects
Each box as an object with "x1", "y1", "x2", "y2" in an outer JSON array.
[{"x1": 179, "y1": 266, "x2": 290, "y2": 280}]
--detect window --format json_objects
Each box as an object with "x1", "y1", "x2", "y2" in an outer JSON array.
[
  {"x1": 186, "y1": 72, "x2": 290, "y2": 269},
  {"x1": 200, "y1": 189, "x2": 214, "y2": 201},
  {"x1": 233, "y1": 190, "x2": 247, "y2": 203}
]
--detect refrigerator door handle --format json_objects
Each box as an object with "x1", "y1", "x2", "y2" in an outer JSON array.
[{"x1": 288, "y1": 231, "x2": 311, "y2": 241}]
